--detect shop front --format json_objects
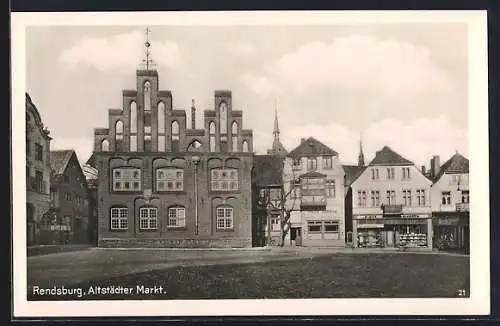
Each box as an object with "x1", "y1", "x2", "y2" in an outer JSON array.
[{"x1": 432, "y1": 212, "x2": 469, "y2": 252}]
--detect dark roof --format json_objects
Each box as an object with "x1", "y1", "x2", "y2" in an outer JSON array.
[
  {"x1": 433, "y1": 153, "x2": 469, "y2": 182},
  {"x1": 288, "y1": 137, "x2": 338, "y2": 157},
  {"x1": 252, "y1": 155, "x2": 283, "y2": 186},
  {"x1": 368, "y1": 146, "x2": 413, "y2": 166},
  {"x1": 50, "y1": 150, "x2": 74, "y2": 175},
  {"x1": 343, "y1": 165, "x2": 366, "y2": 187},
  {"x1": 299, "y1": 171, "x2": 327, "y2": 178}
]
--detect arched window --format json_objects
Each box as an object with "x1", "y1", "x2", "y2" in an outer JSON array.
[
  {"x1": 219, "y1": 102, "x2": 228, "y2": 134},
  {"x1": 130, "y1": 101, "x2": 137, "y2": 133},
  {"x1": 144, "y1": 81, "x2": 151, "y2": 111},
  {"x1": 231, "y1": 121, "x2": 238, "y2": 152},
  {"x1": 171, "y1": 121, "x2": 180, "y2": 152},
  {"x1": 158, "y1": 102, "x2": 165, "y2": 151},
  {"x1": 242, "y1": 140, "x2": 249, "y2": 153},
  {"x1": 168, "y1": 206, "x2": 186, "y2": 228},
  {"x1": 209, "y1": 121, "x2": 216, "y2": 152},
  {"x1": 115, "y1": 120, "x2": 124, "y2": 151},
  {"x1": 139, "y1": 206, "x2": 157, "y2": 230},
  {"x1": 216, "y1": 205, "x2": 234, "y2": 230},
  {"x1": 110, "y1": 206, "x2": 128, "y2": 230},
  {"x1": 101, "y1": 139, "x2": 109, "y2": 152}
]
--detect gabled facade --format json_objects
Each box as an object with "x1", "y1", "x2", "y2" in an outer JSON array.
[
  {"x1": 48, "y1": 150, "x2": 91, "y2": 244},
  {"x1": 26, "y1": 93, "x2": 52, "y2": 246},
  {"x1": 430, "y1": 153, "x2": 469, "y2": 252},
  {"x1": 283, "y1": 137, "x2": 345, "y2": 247},
  {"x1": 91, "y1": 61, "x2": 254, "y2": 248},
  {"x1": 351, "y1": 146, "x2": 433, "y2": 250}
]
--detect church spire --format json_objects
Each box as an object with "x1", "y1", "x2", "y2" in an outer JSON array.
[
  {"x1": 141, "y1": 27, "x2": 155, "y2": 70},
  {"x1": 273, "y1": 98, "x2": 280, "y2": 141},
  {"x1": 358, "y1": 133, "x2": 365, "y2": 167}
]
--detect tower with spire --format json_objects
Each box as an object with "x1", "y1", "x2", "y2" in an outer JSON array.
[
  {"x1": 358, "y1": 134, "x2": 365, "y2": 167},
  {"x1": 267, "y1": 99, "x2": 288, "y2": 157}
]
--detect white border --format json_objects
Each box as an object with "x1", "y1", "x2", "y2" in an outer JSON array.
[{"x1": 12, "y1": 10, "x2": 490, "y2": 317}]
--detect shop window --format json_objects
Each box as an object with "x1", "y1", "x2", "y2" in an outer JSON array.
[{"x1": 307, "y1": 221, "x2": 322, "y2": 233}]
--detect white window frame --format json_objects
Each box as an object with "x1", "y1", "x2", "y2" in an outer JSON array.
[
  {"x1": 211, "y1": 168, "x2": 239, "y2": 191},
  {"x1": 216, "y1": 207, "x2": 234, "y2": 230},
  {"x1": 417, "y1": 189, "x2": 426, "y2": 206},
  {"x1": 168, "y1": 207, "x2": 186, "y2": 228},
  {"x1": 323, "y1": 156, "x2": 333, "y2": 169},
  {"x1": 156, "y1": 168, "x2": 184, "y2": 192},
  {"x1": 357, "y1": 190, "x2": 367, "y2": 207},
  {"x1": 441, "y1": 191, "x2": 451, "y2": 205},
  {"x1": 112, "y1": 168, "x2": 141, "y2": 192},
  {"x1": 110, "y1": 207, "x2": 128, "y2": 230},
  {"x1": 139, "y1": 207, "x2": 158, "y2": 230},
  {"x1": 403, "y1": 189, "x2": 412, "y2": 206},
  {"x1": 402, "y1": 167, "x2": 411, "y2": 180},
  {"x1": 326, "y1": 179, "x2": 336, "y2": 198}
]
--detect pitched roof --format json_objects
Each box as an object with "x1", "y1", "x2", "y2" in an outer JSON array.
[
  {"x1": 288, "y1": 137, "x2": 338, "y2": 157},
  {"x1": 50, "y1": 150, "x2": 74, "y2": 175},
  {"x1": 343, "y1": 165, "x2": 366, "y2": 187},
  {"x1": 299, "y1": 171, "x2": 327, "y2": 179},
  {"x1": 252, "y1": 155, "x2": 283, "y2": 186},
  {"x1": 433, "y1": 153, "x2": 469, "y2": 182},
  {"x1": 368, "y1": 146, "x2": 413, "y2": 166}
]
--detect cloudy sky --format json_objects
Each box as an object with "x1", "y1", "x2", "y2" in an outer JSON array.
[{"x1": 26, "y1": 23, "x2": 468, "y2": 168}]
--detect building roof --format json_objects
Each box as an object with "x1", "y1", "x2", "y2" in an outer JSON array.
[
  {"x1": 433, "y1": 152, "x2": 469, "y2": 182},
  {"x1": 299, "y1": 171, "x2": 327, "y2": 178},
  {"x1": 343, "y1": 165, "x2": 366, "y2": 187},
  {"x1": 368, "y1": 146, "x2": 414, "y2": 166},
  {"x1": 288, "y1": 137, "x2": 338, "y2": 157},
  {"x1": 252, "y1": 155, "x2": 283, "y2": 186},
  {"x1": 50, "y1": 150, "x2": 74, "y2": 175}
]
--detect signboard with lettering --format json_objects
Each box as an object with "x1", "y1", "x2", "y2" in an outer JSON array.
[{"x1": 438, "y1": 217, "x2": 460, "y2": 225}]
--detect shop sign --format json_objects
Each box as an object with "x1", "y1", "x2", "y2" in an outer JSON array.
[{"x1": 438, "y1": 217, "x2": 459, "y2": 226}]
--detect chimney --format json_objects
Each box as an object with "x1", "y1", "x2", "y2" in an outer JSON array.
[
  {"x1": 191, "y1": 99, "x2": 196, "y2": 129},
  {"x1": 301, "y1": 138, "x2": 306, "y2": 144},
  {"x1": 421, "y1": 165, "x2": 426, "y2": 175},
  {"x1": 431, "y1": 155, "x2": 440, "y2": 178}
]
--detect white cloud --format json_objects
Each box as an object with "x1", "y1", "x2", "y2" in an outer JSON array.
[
  {"x1": 279, "y1": 115, "x2": 467, "y2": 167},
  {"x1": 241, "y1": 72, "x2": 275, "y2": 96},
  {"x1": 58, "y1": 31, "x2": 181, "y2": 71},
  {"x1": 255, "y1": 34, "x2": 452, "y2": 98},
  {"x1": 50, "y1": 137, "x2": 94, "y2": 166},
  {"x1": 226, "y1": 41, "x2": 255, "y2": 57}
]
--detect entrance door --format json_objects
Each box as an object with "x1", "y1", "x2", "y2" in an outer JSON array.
[
  {"x1": 295, "y1": 228, "x2": 302, "y2": 246},
  {"x1": 386, "y1": 230, "x2": 394, "y2": 247}
]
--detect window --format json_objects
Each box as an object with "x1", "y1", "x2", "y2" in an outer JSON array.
[
  {"x1": 270, "y1": 216, "x2": 280, "y2": 231},
  {"x1": 307, "y1": 221, "x2": 322, "y2": 233},
  {"x1": 326, "y1": 179, "x2": 336, "y2": 197},
  {"x1": 216, "y1": 206, "x2": 233, "y2": 230},
  {"x1": 292, "y1": 158, "x2": 302, "y2": 169},
  {"x1": 357, "y1": 190, "x2": 367, "y2": 207},
  {"x1": 402, "y1": 167, "x2": 411, "y2": 180},
  {"x1": 35, "y1": 170, "x2": 44, "y2": 193},
  {"x1": 461, "y1": 190, "x2": 470, "y2": 203},
  {"x1": 211, "y1": 168, "x2": 238, "y2": 191},
  {"x1": 269, "y1": 188, "x2": 281, "y2": 201},
  {"x1": 112, "y1": 168, "x2": 141, "y2": 191},
  {"x1": 209, "y1": 121, "x2": 216, "y2": 152},
  {"x1": 324, "y1": 220, "x2": 339, "y2": 233},
  {"x1": 168, "y1": 207, "x2": 186, "y2": 227},
  {"x1": 130, "y1": 136, "x2": 137, "y2": 152},
  {"x1": 171, "y1": 121, "x2": 179, "y2": 152},
  {"x1": 441, "y1": 191, "x2": 451, "y2": 205},
  {"x1": 371, "y1": 190, "x2": 380, "y2": 207},
  {"x1": 323, "y1": 156, "x2": 333, "y2": 169},
  {"x1": 35, "y1": 143, "x2": 43, "y2": 161},
  {"x1": 239, "y1": 140, "x2": 247, "y2": 153},
  {"x1": 386, "y1": 190, "x2": 395, "y2": 205},
  {"x1": 416, "y1": 189, "x2": 426, "y2": 206},
  {"x1": 139, "y1": 207, "x2": 157, "y2": 230},
  {"x1": 158, "y1": 102, "x2": 165, "y2": 151},
  {"x1": 307, "y1": 158, "x2": 317, "y2": 170},
  {"x1": 452, "y1": 174, "x2": 462, "y2": 184},
  {"x1": 403, "y1": 189, "x2": 412, "y2": 206},
  {"x1": 156, "y1": 168, "x2": 184, "y2": 191},
  {"x1": 387, "y1": 167, "x2": 395, "y2": 180},
  {"x1": 231, "y1": 121, "x2": 238, "y2": 152},
  {"x1": 101, "y1": 139, "x2": 110, "y2": 152},
  {"x1": 65, "y1": 192, "x2": 72, "y2": 201},
  {"x1": 219, "y1": 102, "x2": 228, "y2": 134},
  {"x1": 110, "y1": 207, "x2": 128, "y2": 230},
  {"x1": 371, "y1": 168, "x2": 379, "y2": 180},
  {"x1": 115, "y1": 120, "x2": 124, "y2": 151},
  {"x1": 130, "y1": 101, "x2": 137, "y2": 133},
  {"x1": 144, "y1": 81, "x2": 152, "y2": 111}
]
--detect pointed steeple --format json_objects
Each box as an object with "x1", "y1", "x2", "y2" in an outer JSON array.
[
  {"x1": 273, "y1": 99, "x2": 280, "y2": 141},
  {"x1": 358, "y1": 133, "x2": 365, "y2": 167}
]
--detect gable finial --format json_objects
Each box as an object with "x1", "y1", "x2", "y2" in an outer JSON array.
[{"x1": 142, "y1": 27, "x2": 154, "y2": 70}]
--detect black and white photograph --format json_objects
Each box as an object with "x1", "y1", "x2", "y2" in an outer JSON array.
[{"x1": 12, "y1": 10, "x2": 489, "y2": 317}]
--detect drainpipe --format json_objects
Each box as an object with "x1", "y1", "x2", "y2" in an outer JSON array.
[{"x1": 193, "y1": 156, "x2": 200, "y2": 235}]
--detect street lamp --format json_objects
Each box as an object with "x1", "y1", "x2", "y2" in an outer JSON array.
[{"x1": 192, "y1": 156, "x2": 200, "y2": 236}]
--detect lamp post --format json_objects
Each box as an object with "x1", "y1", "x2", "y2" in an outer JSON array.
[{"x1": 192, "y1": 156, "x2": 200, "y2": 236}]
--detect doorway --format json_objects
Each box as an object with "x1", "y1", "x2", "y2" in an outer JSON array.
[{"x1": 291, "y1": 227, "x2": 302, "y2": 246}]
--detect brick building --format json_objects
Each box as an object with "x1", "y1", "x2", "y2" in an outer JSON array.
[
  {"x1": 83, "y1": 162, "x2": 99, "y2": 245},
  {"x1": 26, "y1": 93, "x2": 52, "y2": 245},
  {"x1": 47, "y1": 150, "x2": 91, "y2": 244},
  {"x1": 90, "y1": 55, "x2": 254, "y2": 247}
]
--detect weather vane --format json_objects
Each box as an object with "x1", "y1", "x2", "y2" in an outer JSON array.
[{"x1": 143, "y1": 27, "x2": 153, "y2": 70}]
